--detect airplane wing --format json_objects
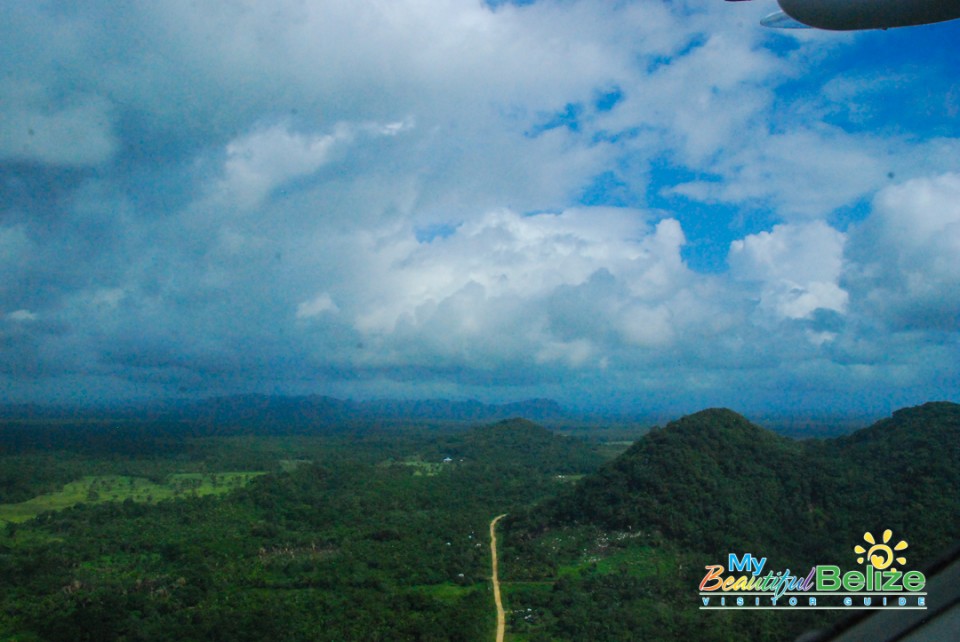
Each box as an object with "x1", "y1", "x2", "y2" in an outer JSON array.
[
  {"x1": 759, "y1": 11, "x2": 810, "y2": 28},
  {"x1": 727, "y1": 0, "x2": 960, "y2": 31}
]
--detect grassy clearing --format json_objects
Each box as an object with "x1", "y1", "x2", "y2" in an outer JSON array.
[
  {"x1": 409, "y1": 582, "x2": 481, "y2": 601},
  {"x1": 278, "y1": 459, "x2": 313, "y2": 472},
  {"x1": 408, "y1": 462, "x2": 444, "y2": 476},
  {"x1": 0, "y1": 472, "x2": 265, "y2": 525},
  {"x1": 552, "y1": 473, "x2": 584, "y2": 483},
  {"x1": 558, "y1": 543, "x2": 677, "y2": 579},
  {"x1": 383, "y1": 456, "x2": 452, "y2": 477},
  {"x1": 500, "y1": 582, "x2": 553, "y2": 642},
  {"x1": 596, "y1": 441, "x2": 635, "y2": 460}
]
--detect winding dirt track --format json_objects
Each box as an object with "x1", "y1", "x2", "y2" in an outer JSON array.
[{"x1": 489, "y1": 514, "x2": 508, "y2": 642}]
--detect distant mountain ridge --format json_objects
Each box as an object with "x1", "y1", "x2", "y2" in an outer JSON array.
[
  {"x1": 2, "y1": 395, "x2": 900, "y2": 437},
  {"x1": 0, "y1": 394, "x2": 567, "y2": 427},
  {"x1": 170, "y1": 394, "x2": 568, "y2": 428}
]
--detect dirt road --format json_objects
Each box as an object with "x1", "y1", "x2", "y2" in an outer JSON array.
[{"x1": 490, "y1": 513, "x2": 508, "y2": 642}]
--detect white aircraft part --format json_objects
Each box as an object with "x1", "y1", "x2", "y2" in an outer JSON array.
[{"x1": 760, "y1": 11, "x2": 811, "y2": 28}]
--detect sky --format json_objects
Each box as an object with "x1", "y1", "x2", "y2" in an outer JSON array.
[{"x1": 1, "y1": 0, "x2": 958, "y2": 416}]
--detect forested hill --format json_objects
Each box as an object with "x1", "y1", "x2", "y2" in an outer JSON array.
[
  {"x1": 510, "y1": 402, "x2": 960, "y2": 566},
  {"x1": 434, "y1": 418, "x2": 603, "y2": 473}
]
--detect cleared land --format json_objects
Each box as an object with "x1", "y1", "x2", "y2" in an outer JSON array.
[{"x1": 0, "y1": 472, "x2": 265, "y2": 524}]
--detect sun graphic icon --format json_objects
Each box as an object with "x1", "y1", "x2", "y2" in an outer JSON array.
[{"x1": 855, "y1": 530, "x2": 908, "y2": 571}]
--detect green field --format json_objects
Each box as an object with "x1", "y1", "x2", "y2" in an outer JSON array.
[
  {"x1": 0, "y1": 472, "x2": 265, "y2": 525},
  {"x1": 387, "y1": 456, "x2": 453, "y2": 476}
]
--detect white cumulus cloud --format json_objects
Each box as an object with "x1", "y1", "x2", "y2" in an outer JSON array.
[
  {"x1": 729, "y1": 221, "x2": 848, "y2": 321},
  {"x1": 846, "y1": 173, "x2": 960, "y2": 331}
]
